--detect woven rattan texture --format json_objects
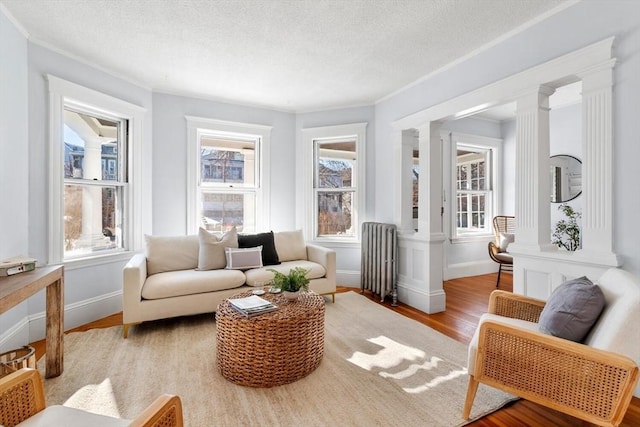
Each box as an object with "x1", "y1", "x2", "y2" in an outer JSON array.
[
  {"x1": 0, "y1": 379, "x2": 39, "y2": 427},
  {"x1": 490, "y1": 292, "x2": 544, "y2": 323},
  {"x1": 152, "y1": 406, "x2": 178, "y2": 427},
  {"x1": 481, "y1": 326, "x2": 631, "y2": 423},
  {"x1": 216, "y1": 291, "x2": 325, "y2": 387}
]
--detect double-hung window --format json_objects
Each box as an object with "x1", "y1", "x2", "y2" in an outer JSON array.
[
  {"x1": 302, "y1": 123, "x2": 366, "y2": 242},
  {"x1": 48, "y1": 76, "x2": 146, "y2": 264},
  {"x1": 187, "y1": 117, "x2": 271, "y2": 234},
  {"x1": 450, "y1": 133, "x2": 501, "y2": 239}
]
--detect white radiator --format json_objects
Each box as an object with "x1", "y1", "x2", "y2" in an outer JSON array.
[{"x1": 360, "y1": 222, "x2": 398, "y2": 305}]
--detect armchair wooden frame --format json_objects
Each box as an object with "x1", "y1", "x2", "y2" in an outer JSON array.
[
  {"x1": 463, "y1": 290, "x2": 639, "y2": 427},
  {"x1": 488, "y1": 215, "x2": 515, "y2": 287},
  {"x1": 0, "y1": 368, "x2": 184, "y2": 427}
]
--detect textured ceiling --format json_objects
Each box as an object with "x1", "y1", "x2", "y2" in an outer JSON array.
[{"x1": 2, "y1": 0, "x2": 571, "y2": 112}]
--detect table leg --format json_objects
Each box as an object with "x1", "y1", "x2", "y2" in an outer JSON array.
[{"x1": 45, "y1": 277, "x2": 64, "y2": 378}]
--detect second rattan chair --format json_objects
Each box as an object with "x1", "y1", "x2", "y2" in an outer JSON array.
[
  {"x1": 488, "y1": 215, "x2": 515, "y2": 287},
  {"x1": 0, "y1": 368, "x2": 184, "y2": 427}
]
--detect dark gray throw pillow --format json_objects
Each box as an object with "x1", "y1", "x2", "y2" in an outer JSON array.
[
  {"x1": 238, "y1": 231, "x2": 281, "y2": 266},
  {"x1": 538, "y1": 276, "x2": 605, "y2": 343}
]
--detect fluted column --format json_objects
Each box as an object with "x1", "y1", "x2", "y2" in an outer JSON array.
[
  {"x1": 577, "y1": 61, "x2": 619, "y2": 265},
  {"x1": 513, "y1": 85, "x2": 556, "y2": 251}
]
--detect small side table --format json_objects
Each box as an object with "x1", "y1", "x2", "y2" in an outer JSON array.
[
  {"x1": 0, "y1": 265, "x2": 64, "y2": 378},
  {"x1": 216, "y1": 291, "x2": 325, "y2": 387}
]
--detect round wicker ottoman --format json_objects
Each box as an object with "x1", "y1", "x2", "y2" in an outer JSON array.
[{"x1": 216, "y1": 291, "x2": 325, "y2": 387}]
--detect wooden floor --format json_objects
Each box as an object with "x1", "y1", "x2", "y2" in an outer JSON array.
[{"x1": 30, "y1": 272, "x2": 639, "y2": 426}]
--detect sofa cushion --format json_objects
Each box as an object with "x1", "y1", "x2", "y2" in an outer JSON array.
[
  {"x1": 538, "y1": 276, "x2": 605, "y2": 343},
  {"x1": 142, "y1": 269, "x2": 246, "y2": 300},
  {"x1": 238, "y1": 231, "x2": 280, "y2": 266},
  {"x1": 16, "y1": 405, "x2": 130, "y2": 427},
  {"x1": 197, "y1": 227, "x2": 238, "y2": 270},
  {"x1": 145, "y1": 234, "x2": 198, "y2": 275},
  {"x1": 225, "y1": 246, "x2": 263, "y2": 270},
  {"x1": 244, "y1": 260, "x2": 326, "y2": 286},
  {"x1": 274, "y1": 230, "x2": 307, "y2": 262}
]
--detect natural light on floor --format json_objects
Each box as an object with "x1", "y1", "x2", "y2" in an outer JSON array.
[
  {"x1": 63, "y1": 377, "x2": 122, "y2": 418},
  {"x1": 347, "y1": 335, "x2": 468, "y2": 394}
]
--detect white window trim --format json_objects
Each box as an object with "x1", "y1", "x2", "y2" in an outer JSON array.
[
  {"x1": 186, "y1": 116, "x2": 271, "y2": 234},
  {"x1": 47, "y1": 75, "x2": 147, "y2": 266},
  {"x1": 302, "y1": 122, "x2": 367, "y2": 244},
  {"x1": 448, "y1": 132, "x2": 502, "y2": 242}
]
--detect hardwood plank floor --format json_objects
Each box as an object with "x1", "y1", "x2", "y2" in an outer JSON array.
[{"x1": 30, "y1": 272, "x2": 639, "y2": 426}]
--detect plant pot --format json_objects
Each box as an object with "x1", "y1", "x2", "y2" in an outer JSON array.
[{"x1": 283, "y1": 290, "x2": 300, "y2": 301}]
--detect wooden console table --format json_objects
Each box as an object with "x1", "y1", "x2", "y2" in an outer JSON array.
[{"x1": 0, "y1": 265, "x2": 64, "y2": 378}]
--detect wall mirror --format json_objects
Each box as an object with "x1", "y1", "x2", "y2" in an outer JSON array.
[{"x1": 550, "y1": 154, "x2": 582, "y2": 203}]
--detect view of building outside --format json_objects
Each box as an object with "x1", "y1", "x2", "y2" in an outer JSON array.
[
  {"x1": 456, "y1": 148, "x2": 488, "y2": 232},
  {"x1": 63, "y1": 111, "x2": 123, "y2": 258},
  {"x1": 316, "y1": 141, "x2": 355, "y2": 237},
  {"x1": 199, "y1": 141, "x2": 256, "y2": 232}
]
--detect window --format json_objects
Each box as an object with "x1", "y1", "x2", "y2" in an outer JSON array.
[
  {"x1": 187, "y1": 117, "x2": 271, "y2": 234},
  {"x1": 48, "y1": 76, "x2": 147, "y2": 264},
  {"x1": 450, "y1": 133, "x2": 502, "y2": 239},
  {"x1": 62, "y1": 109, "x2": 126, "y2": 258},
  {"x1": 302, "y1": 123, "x2": 366, "y2": 242}
]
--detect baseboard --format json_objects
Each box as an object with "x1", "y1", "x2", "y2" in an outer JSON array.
[
  {"x1": 445, "y1": 260, "x2": 497, "y2": 280},
  {"x1": 15, "y1": 290, "x2": 123, "y2": 344},
  {"x1": 0, "y1": 316, "x2": 30, "y2": 353},
  {"x1": 396, "y1": 283, "x2": 446, "y2": 314},
  {"x1": 337, "y1": 270, "x2": 360, "y2": 287}
]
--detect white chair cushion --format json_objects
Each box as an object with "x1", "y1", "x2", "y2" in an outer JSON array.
[
  {"x1": 467, "y1": 312, "x2": 539, "y2": 376},
  {"x1": 16, "y1": 405, "x2": 130, "y2": 427},
  {"x1": 274, "y1": 230, "x2": 307, "y2": 262}
]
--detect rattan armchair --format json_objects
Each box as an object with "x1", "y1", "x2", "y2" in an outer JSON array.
[
  {"x1": 464, "y1": 280, "x2": 640, "y2": 427},
  {"x1": 488, "y1": 215, "x2": 515, "y2": 287},
  {"x1": 0, "y1": 368, "x2": 184, "y2": 427}
]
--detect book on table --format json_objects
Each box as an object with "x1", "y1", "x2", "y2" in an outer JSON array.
[
  {"x1": 229, "y1": 295, "x2": 278, "y2": 317},
  {"x1": 0, "y1": 256, "x2": 37, "y2": 277}
]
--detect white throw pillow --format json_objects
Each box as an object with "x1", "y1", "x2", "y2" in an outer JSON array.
[
  {"x1": 274, "y1": 230, "x2": 307, "y2": 262},
  {"x1": 498, "y1": 232, "x2": 515, "y2": 252},
  {"x1": 197, "y1": 227, "x2": 238, "y2": 270},
  {"x1": 145, "y1": 234, "x2": 199, "y2": 275},
  {"x1": 225, "y1": 246, "x2": 263, "y2": 270}
]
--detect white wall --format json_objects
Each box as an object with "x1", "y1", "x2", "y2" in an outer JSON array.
[
  {"x1": 376, "y1": 0, "x2": 640, "y2": 277},
  {"x1": 295, "y1": 106, "x2": 376, "y2": 285},
  {"x1": 0, "y1": 7, "x2": 30, "y2": 350},
  {"x1": 151, "y1": 93, "x2": 296, "y2": 235}
]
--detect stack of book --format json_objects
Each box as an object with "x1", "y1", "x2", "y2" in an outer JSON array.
[
  {"x1": 0, "y1": 256, "x2": 37, "y2": 277},
  {"x1": 229, "y1": 295, "x2": 278, "y2": 317}
]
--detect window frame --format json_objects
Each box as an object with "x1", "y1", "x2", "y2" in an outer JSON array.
[
  {"x1": 48, "y1": 75, "x2": 146, "y2": 265},
  {"x1": 302, "y1": 123, "x2": 367, "y2": 244},
  {"x1": 448, "y1": 132, "x2": 502, "y2": 242},
  {"x1": 186, "y1": 116, "x2": 271, "y2": 234}
]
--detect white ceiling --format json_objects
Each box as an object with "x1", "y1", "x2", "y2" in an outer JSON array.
[{"x1": 2, "y1": 0, "x2": 572, "y2": 112}]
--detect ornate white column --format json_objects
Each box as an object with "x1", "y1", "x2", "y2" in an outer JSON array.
[
  {"x1": 577, "y1": 61, "x2": 620, "y2": 266},
  {"x1": 395, "y1": 129, "x2": 418, "y2": 233},
  {"x1": 512, "y1": 85, "x2": 556, "y2": 252}
]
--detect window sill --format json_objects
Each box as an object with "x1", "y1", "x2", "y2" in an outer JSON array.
[
  {"x1": 61, "y1": 250, "x2": 135, "y2": 271},
  {"x1": 450, "y1": 233, "x2": 493, "y2": 244}
]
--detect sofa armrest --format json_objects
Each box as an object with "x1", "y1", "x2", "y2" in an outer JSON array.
[
  {"x1": 307, "y1": 244, "x2": 336, "y2": 282},
  {"x1": 123, "y1": 253, "x2": 148, "y2": 323},
  {"x1": 474, "y1": 320, "x2": 639, "y2": 426},
  {"x1": 488, "y1": 290, "x2": 545, "y2": 323}
]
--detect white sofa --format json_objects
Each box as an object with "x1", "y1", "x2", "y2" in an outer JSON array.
[{"x1": 123, "y1": 230, "x2": 336, "y2": 337}]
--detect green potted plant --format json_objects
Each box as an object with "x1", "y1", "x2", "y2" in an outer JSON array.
[
  {"x1": 552, "y1": 203, "x2": 581, "y2": 251},
  {"x1": 268, "y1": 267, "x2": 310, "y2": 301}
]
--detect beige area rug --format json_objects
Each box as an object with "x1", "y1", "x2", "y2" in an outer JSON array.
[{"x1": 41, "y1": 291, "x2": 516, "y2": 426}]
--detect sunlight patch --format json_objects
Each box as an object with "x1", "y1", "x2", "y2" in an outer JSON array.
[
  {"x1": 63, "y1": 377, "x2": 121, "y2": 418},
  {"x1": 347, "y1": 335, "x2": 425, "y2": 370},
  {"x1": 379, "y1": 356, "x2": 444, "y2": 380},
  {"x1": 402, "y1": 368, "x2": 468, "y2": 394}
]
